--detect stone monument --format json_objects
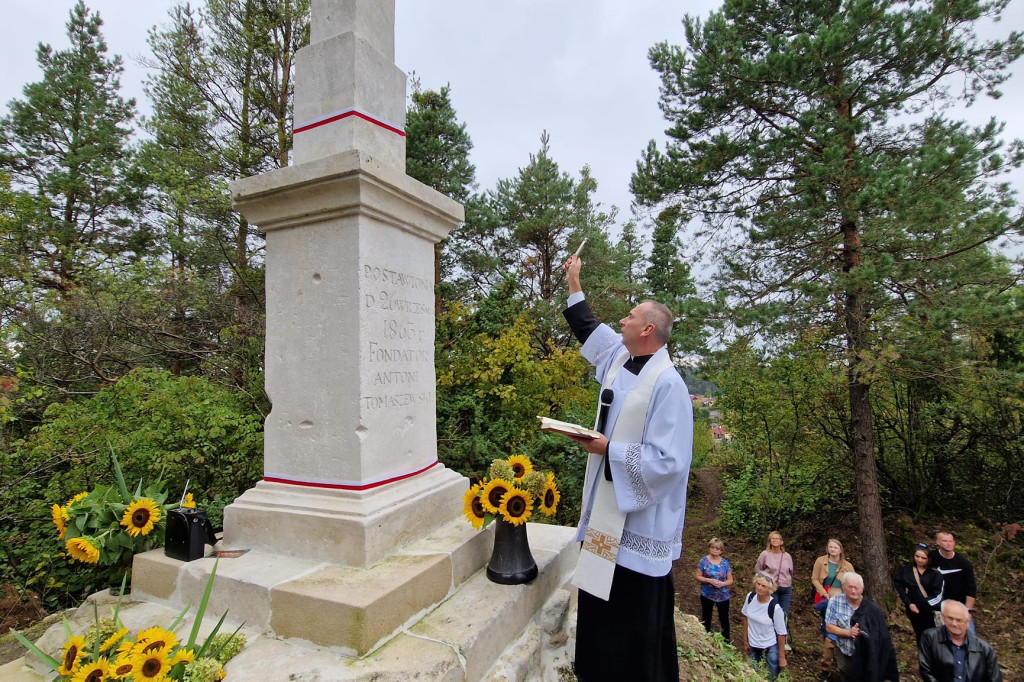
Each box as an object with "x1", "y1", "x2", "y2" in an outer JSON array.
[
  {"x1": 221, "y1": 0, "x2": 468, "y2": 567},
  {"x1": 121, "y1": 2, "x2": 580, "y2": 677}
]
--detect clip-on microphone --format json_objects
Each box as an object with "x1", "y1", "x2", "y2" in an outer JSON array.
[{"x1": 597, "y1": 389, "x2": 614, "y2": 481}]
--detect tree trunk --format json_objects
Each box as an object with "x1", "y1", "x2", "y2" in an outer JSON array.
[
  {"x1": 848, "y1": 368, "x2": 889, "y2": 601},
  {"x1": 842, "y1": 217, "x2": 889, "y2": 601}
]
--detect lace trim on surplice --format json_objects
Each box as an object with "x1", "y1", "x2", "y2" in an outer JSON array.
[
  {"x1": 623, "y1": 442, "x2": 653, "y2": 508},
  {"x1": 620, "y1": 530, "x2": 674, "y2": 561}
]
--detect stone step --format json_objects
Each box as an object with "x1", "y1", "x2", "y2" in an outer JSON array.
[
  {"x1": 130, "y1": 520, "x2": 577, "y2": 667},
  {"x1": 223, "y1": 523, "x2": 578, "y2": 680},
  {"x1": 132, "y1": 516, "x2": 495, "y2": 654},
  {"x1": 20, "y1": 523, "x2": 579, "y2": 682}
]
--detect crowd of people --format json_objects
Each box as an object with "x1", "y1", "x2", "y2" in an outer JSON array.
[{"x1": 694, "y1": 531, "x2": 1004, "y2": 681}]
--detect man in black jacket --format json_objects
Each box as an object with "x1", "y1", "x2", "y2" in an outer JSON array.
[
  {"x1": 929, "y1": 532, "x2": 977, "y2": 631},
  {"x1": 919, "y1": 600, "x2": 1002, "y2": 682}
]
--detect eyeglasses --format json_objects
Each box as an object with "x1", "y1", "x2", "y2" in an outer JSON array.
[
  {"x1": 917, "y1": 543, "x2": 928, "y2": 549},
  {"x1": 755, "y1": 572, "x2": 775, "y2": 583}
]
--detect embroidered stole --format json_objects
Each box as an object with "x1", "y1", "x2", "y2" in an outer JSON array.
[{"x1": 573, "y1": 348, "x2": 673, "y2": 600}]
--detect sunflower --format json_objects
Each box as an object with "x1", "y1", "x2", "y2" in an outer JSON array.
[
  {"x1": 121, "y1": 498, "x2": 161, "y2": 537},
  {"x1": 58, "y1": 635, "x2": 87, "y2": 676},
  {"x1": 507, "y1": 454, "x2": 533, "y2": 480},
  {"x1": 182, "y1": 492, "x2": 196, "y2": 509},
  {"x1": 66, "y1": 536, "x2": 101, "y2": 564},
  {"x1": 65, "y1": 491, "x2": 89, "y2": 508},
  {"x1": 110, "y1": 655, "x2": 135, "y2": 680},
  {"x1": 136, "y1": 626, "x2": 178, "y2": 654},
  {"x1": 539, "y1": 474, "x2": 560, "y2": 517},
  {"x1": 170, "y1": 648, "x2": 195, "y2": 666},
  {"x1": 71, "y1": 656, "x2": 110, "y2": 682},
  {"x1": 115, "y1": 639, "x2": 137, "y2": 661},
  {"x1": 132, "y1": 647, "x2": 172, "y2": 681},
  {"x1": 499, "y1": 488, "x2": 533, "y2": 526},
  {"x1": 480, "y1": 479, "x2": 511, "y2": 514},
  {"x1": 52, "y1": 503, "x2": 68, "y2": 539},
  {"x1": 100, "y1": 627, "x2": 129, "y2": 654},
  {"x1": 462, "y1": 484, "x2": 487, "y2": 530}
]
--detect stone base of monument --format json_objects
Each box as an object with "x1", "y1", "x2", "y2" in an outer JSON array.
[
  {"x1": 102, "y1": 521, "x2": 578, "y2": 680},
  {"x1": 221, "y1": 466, "x2": 469, "y2": 568}
]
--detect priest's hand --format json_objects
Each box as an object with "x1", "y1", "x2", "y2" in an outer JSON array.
[
  {"x1": 563, "y1": 254, "x2": 582, "y2": 295},
  {"x1": 568, "y1": 433, "x2": 609, "y2": 456}
]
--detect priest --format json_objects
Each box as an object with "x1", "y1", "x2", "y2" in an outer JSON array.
[{"x1": 562, "y1": 253, "x2": 693, "y2": 681}]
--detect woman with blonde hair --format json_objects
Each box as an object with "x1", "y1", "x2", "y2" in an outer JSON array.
[
  {"x1": 741, "y1": 572, "x2": 788, "y2": 679},
  {"x1": 812, "y1": 538, "x2": 854, "y2": 680},
  {"x1": 754, "y1": 531, "x2": 794, "y2": 617},
  {"x1": 696, "y1": 537, "x2": 734, "y2": 640}
]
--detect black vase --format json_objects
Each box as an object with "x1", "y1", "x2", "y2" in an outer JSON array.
[{"x1": 486, "y1": 518, "x2": 538, "y2": 585}]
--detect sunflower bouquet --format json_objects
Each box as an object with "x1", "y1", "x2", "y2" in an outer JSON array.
[
  {"x1": 13, "y1": 563, "x2": 245, "y2": 681},
  {"x1": 51, "y1": 453, "x2": 185, "y2": 568},
  {"x1": 463, "y1": 454, "x2": 560, "y2": 529}
]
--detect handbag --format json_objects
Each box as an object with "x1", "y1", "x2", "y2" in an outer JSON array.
[
  {"x1": 911, "y1": 566, "x2": 944, "y2": 627},
  {"x1": 814, "y1": 567, "x2": 839, "y2": 604}
]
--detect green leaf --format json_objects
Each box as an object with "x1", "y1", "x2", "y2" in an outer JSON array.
[
  {"x1": 9, "y1": 629, "x2": 60, "y2": 671},
  {"x1": 193, "y1": 612, "x2": 228, "y2": 658},
  {"x1": 187, "y1": 558, "x2": 220, "y2": 648},
  {"x1": 109, "y1": 443, "x2": 131, "y2": 504}
]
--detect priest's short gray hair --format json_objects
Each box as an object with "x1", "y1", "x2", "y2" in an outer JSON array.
[{"x1": 641, "y1": 300, "x2": 674, "y2": 346}]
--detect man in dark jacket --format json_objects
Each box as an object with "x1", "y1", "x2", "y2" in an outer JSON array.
[
  {"x1": 919, "y1": 600, "x2": 1002, "y2": 682},
  {"x1": 848, "y1": 591, "x2": 900, "y2": 681}
]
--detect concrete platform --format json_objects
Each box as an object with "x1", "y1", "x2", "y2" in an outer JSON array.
[{"x1": 19, "y1": 522, "x2": 579, "y2": 681}]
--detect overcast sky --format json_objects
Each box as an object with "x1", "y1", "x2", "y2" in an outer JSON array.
[{"x1": 2, "y1": 0, "x2": 1022, "y2": 238}]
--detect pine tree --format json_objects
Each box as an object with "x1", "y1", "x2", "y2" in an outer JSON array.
[
  {"x1": 491, "y1": 132, "x2": 616, "y2": 305},
  {"x1": 145, "y1": 0, "x2": 310, "y2": 298},
  {"x1": 614, "y1": 220, "x2": 645, "y2": 293},
  {"x1": 138, "y1": 4, "x2": 232, "y2": 377},
  {"x1": 0, "y1": 1, "x2": 145, "y2": 294},
  {"x1": 404, "y1": 82, "x2": 476, "y2": 313},
  {"x1": 632, "y1": 0, "x2": 1023, "y2": 598},
  {"x1": 645, "y1": 206, "x2": 703, "y2": 356},
  {"x1": 406, "y1": 83, "x2": 475, "y2": 203},
  {"x1": 143, "y1": 0, "x2": 308, "y2": 393}
]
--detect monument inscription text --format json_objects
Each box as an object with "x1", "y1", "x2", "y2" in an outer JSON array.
[{"x1": 361, "y1": 263, "x2": 433, "y2": 412}]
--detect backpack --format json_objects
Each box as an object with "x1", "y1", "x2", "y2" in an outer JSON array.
[{"x1": 745, "y1": 591, "x2": 778, "y2": 620}]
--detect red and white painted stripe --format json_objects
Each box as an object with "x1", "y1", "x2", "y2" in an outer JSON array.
[
  {"x1": 293, "y1": 106, "x2": 405, "y2": 137},
  {"x1": 264, "y1": 459, "x2": 439, "y2": 490}
]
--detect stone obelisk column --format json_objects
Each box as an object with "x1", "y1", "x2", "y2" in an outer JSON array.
[{"x1": 222, "y1": 0, "x2": 467, "y2": 567}]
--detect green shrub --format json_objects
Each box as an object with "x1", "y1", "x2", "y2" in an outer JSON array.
[
  {"x1": 0, "y1": 367, "x2": 263, "y2": 608},
  {"x1": 721, "y1": 461, "x2": 844, "y2": 540}
]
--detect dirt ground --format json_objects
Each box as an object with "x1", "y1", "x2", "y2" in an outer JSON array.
[{"x1": 673, "y1": 467, "x2": 1024, "y2": 681}]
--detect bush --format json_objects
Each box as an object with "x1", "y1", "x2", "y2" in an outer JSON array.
[
  {"x1": 720, "y1": 461, "x2": 842, "y2": 540},
  {"x1": 0, "y1": 367, "x2": 262, "y2": 608},
  {"x1": 435, "y1": 293, "x2": 595, "y2": 526}
]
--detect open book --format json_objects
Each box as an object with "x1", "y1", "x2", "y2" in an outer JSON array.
[{"x1": 537, "y1": 416, "x2": 601, "y2": 440}]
